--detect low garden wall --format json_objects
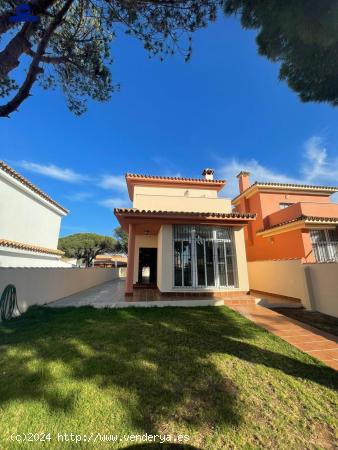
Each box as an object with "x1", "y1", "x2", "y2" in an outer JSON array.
[
  {"x1": 303, "y1": 263, "x2": 338, "y2": 318},
  {"x1": 248, "y1": 260, "x2": 338, "y2": 317},
  {"x1": 0, "y1": 267, "x2": 124, "y2": 313}
]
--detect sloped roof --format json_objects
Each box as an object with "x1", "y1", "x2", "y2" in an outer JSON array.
[
  {"x1": 115, "y1": 208, "x2": 255, "y2": 219},
  {"x1": 0, "y1": 239, "x2": 65, "y2": 255},
  {"x1": 126, "y1": 173, "x2": 225, "y2": 184},
  {"x1": 232, "y1": 181, "x2": 338, "y2": 205},
  {"x1": 0, "y1": 161, "x2": 68, "y2": 214},
  {"x1": 257, "y1": 215, "x2": 338, "y2": 236}
]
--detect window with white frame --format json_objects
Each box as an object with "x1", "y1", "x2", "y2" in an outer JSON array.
[
  {"x1": 173, "y1": 225, "x2": 238, "y2": 288},
  {"x1": 310, "y1": 229, "x2": 338, "y2": 262}
]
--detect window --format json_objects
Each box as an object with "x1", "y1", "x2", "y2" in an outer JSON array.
[
  {"x1": 173, "y1": 225, "x2": 237, "y2": 288},
  {"x1": 310, "y1": 229, "x2": 338, "y2": 262},
  {"x1": 279, "y1": 203, "x2": 293, "y2": 209}
]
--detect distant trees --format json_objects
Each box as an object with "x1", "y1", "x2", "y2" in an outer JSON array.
[
  {"x1": 58, "y1": 233, "x2": 116, "y2": 267},
  {"x1": 113, "y1": 226, "x2": 128, "y2": 254}
]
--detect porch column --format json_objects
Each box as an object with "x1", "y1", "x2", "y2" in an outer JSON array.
[{"x1": 125, "y1": 223, "x2": 135, "y2": 295}]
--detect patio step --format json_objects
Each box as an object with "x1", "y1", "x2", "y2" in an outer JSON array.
[{"x1": 223, "y1": 296, "x2": 259, "y2": 306}]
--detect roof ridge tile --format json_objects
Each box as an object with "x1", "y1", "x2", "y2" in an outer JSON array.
[{"x1": 0, "y1": 238, "x2": 65, "y2": 256}]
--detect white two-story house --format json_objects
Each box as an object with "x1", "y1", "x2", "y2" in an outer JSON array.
[{"x1": 0, "y1": 161, "x2": 69, "y2": 267}]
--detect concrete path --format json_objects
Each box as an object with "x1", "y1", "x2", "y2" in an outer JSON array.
[
  {"x1": 48, "y1": 279, "x2": 126, "y2": 308},
  {"x1": 228, "y1": 304, "x2": 338, "y2": 371}
]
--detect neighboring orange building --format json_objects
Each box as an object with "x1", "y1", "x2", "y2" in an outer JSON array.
[{"x1": 233, "y1": 172, "x2": 338, "y2": 263}]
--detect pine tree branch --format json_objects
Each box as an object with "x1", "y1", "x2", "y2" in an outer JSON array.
[{"x1": 0, "y1": 0, "x2": 74, "y2": 117}]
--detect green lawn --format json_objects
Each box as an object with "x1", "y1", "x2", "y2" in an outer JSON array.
[{"x1": 0, "y1": 306, "x2": 337, "y2": 450}]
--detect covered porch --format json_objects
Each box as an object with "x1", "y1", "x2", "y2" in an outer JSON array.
[{"x1": 114, "y1": 208, "x2": 256, "y2": 297}]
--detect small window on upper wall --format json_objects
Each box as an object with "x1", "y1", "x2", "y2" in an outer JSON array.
[{"x1": 279, "y1": 202, "x2": 293, "y2": 209}]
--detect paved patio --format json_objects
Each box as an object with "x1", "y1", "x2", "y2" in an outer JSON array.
[
  {"x1": 48, "y1": 279, "x2": 255, "y2": 308},
  {"x1": 228, "y1": 303, "x2": 338, "y2": 371}
]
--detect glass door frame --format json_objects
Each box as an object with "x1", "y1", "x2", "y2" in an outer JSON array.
[{"x1": 173, "y1": 226, "x2": 238, "y2": 289}]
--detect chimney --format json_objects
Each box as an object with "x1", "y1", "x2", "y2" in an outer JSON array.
[
  {"x1": 202, "y1": 168, "x2": 214, "y2": 181},
  {"x1": 237, "y1": 171, "x2": 251, "y2": 193}
]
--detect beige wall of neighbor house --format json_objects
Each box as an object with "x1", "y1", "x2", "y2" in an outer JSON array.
[
  {"x1": 303, "y1": 263, "x2": 338, "y2": 318},
  {"x1": 133, "y1": 234, "x2": 158, "y2": 284},
  {"x1": 133, "y1": 185, "x2": 231, "y2": 213},
  {"x1": 0, "y1": 171, "x2": 66, "y2": 249},
  {"x1": 0, "y1": 267, "x2": 123, "y2": 314}
]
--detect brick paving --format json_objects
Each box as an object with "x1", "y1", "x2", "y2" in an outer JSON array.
[{"x1": 228, "y1": 304, "x2": 338, "y2": 371}]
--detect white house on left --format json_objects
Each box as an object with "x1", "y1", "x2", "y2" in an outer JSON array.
[{"x1": 0, "y1": 161, "x2": 69, "y2": 267}]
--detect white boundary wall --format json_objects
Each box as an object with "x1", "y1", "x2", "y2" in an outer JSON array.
[
  {"x1": 0, "y1": 267, "x2": 122, "y2": 313},
  {"x1": 248, "y1": 260, "x2": 338, "y2": 317}
]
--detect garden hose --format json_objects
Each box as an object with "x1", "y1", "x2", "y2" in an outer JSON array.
[{"x1": 0, "y1": 284, "x2": 19, "y2": 321}]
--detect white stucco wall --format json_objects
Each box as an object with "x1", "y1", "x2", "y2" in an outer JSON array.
[
  {"x1": 0, "y1": 171, "x2": 66, "y2": 249},
  {"x1": 133, "y1": 185, "x2": 231, "y2": 213},
  {"x1": 0, "y1": 267, "x2": 122, "y2": 313},
  {"x1": 0, "y1": 247, "x2": 70, "y2": 268}
]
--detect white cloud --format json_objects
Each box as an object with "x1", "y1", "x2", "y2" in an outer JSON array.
[
  {"x1": 217, "y1": 158, "x2": 300, "y2": 198},
  {"x1": 302, "y1": 136, "x2": 338, "y2": 182},
  {"x1": 16, "y1": 161, "x2": 90, "y2": 183},
  {"x1": 217, "y1": 135, "x2": 338, "y2": 198},
  {"x1": 98, "y1": 197, "x2": 128, "y2": 210},
  {"x1": 65, "y1": 192, "x2": 94, "y2": 202},
  {"x1": 99, "y1": 175, "x2": 126, "y2": 192}
]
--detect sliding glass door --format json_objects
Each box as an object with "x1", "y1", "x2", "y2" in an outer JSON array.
[{"x1": 173, "y1": 225, "x2": 237, "y2": 289}]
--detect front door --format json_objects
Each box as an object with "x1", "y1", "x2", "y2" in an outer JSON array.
[{"x1": 138, "y1": 248, "x2": 157, "y2": 284}]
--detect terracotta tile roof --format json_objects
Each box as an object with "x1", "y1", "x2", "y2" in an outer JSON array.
[
  {"x1": 0, "y1": 161, "x2": 68, "y2": 214},
  {"x1": 257, "y1": 215, "x2": 338, "y2": 234},
  {"x1": 114, "y1": 208, "x2": 256, "y2": 219},
  {"x1": 125, "y1": 173, "x2": 226, "y2": 184},
  {"x1": 0, "y1": 239, "x2": 65, "y2": 256},
  {"x1": 232, "y1": 181, "x2": 338, "y2": 204}
]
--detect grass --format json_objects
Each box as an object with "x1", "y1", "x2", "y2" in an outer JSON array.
[
  {"x1": 0, "y1": 306, "x2": 337, "y2": 450},
  {"x1": 274, "y1": 308, "x2": 338, "y2": 337}
]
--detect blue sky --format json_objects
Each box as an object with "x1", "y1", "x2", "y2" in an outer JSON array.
[{"x1": 2, "y1": 15, "x2": 338, "y2": 237}]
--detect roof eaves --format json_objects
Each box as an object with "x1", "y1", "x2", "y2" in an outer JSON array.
[
  {"x1": 114, "y1": 208, "x2": 256, "y2": 219},
  {"x1": 257, "y1": 215, "x2": 338, "y2": 234},
  {"x1": 0, "y1": 161, "x2": 69, "y2": 214},
  {"x1": 0, "y1": 239, "x2": 65, "y2": 256},
  {"x1": 125, "y1": 173, "x2": 226, "y2": 184},
  {"x1": 232, "y1": 181, "x2": 338, "y2": 204}
]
